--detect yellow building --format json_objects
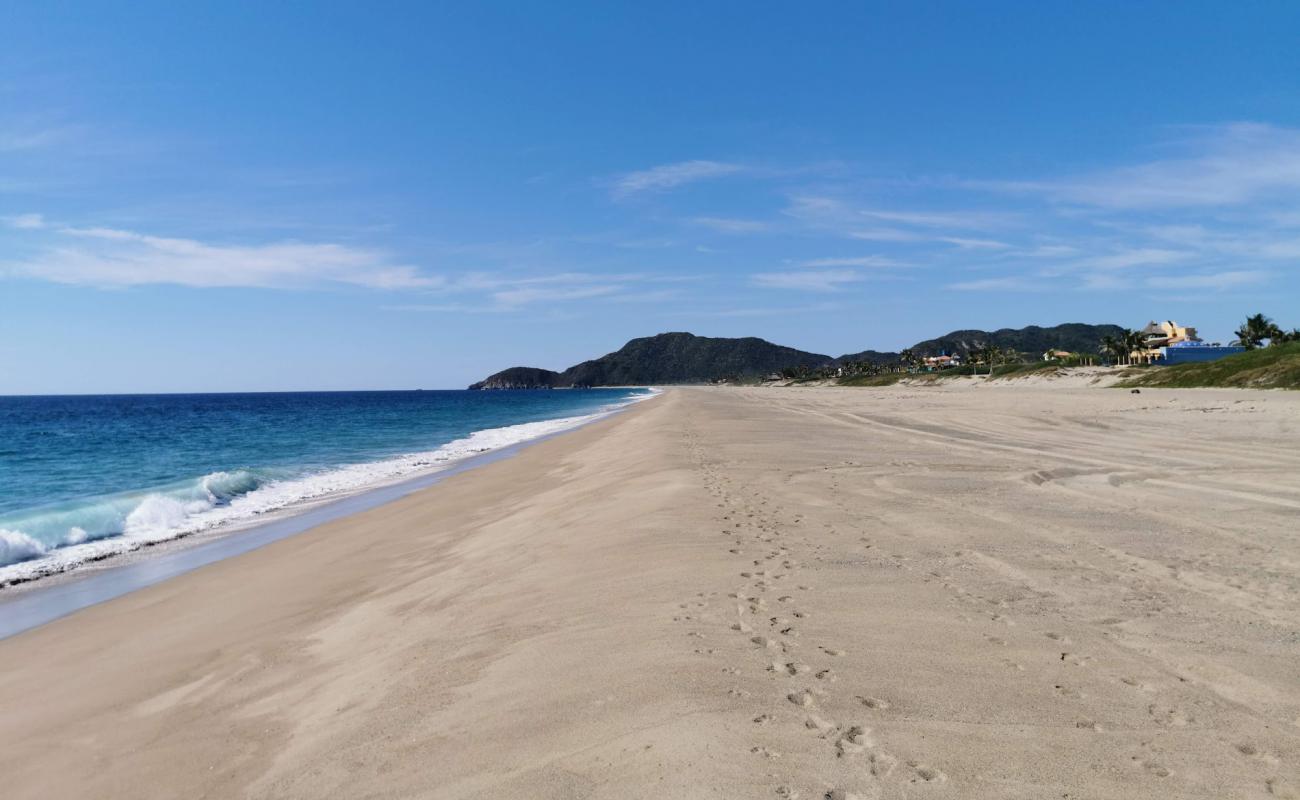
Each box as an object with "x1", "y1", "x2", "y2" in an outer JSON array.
[{"x1": 1135, "y1": 320, "x2": 1201, "y2": 363}]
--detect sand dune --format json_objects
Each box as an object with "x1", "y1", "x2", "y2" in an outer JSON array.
[{"x1": 1, "y1": 385, "x2": 1298, "y2": 798}]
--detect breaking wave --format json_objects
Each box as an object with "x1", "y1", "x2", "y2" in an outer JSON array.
[{"x1": 0, "y1": 389, "x2": 657, "y2": 586}]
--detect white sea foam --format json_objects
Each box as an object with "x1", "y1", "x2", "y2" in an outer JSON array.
[
  {"x1": 0, "y1": 529, "x2": 49, "y2": 565},
  {"x1": 0, "y1": 389, "x2": 658, "y2": 587}
]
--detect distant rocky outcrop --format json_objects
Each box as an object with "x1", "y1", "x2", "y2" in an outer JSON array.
[{"x1": 468, "y1": 366, "x2": 561, "y2": 390}]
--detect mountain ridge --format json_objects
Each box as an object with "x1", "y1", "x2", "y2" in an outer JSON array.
[{"x1": 468, "y1": 324, "x2": 1121, "y2": 388}]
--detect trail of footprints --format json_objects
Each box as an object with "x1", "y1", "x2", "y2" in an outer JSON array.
[{"x1": 678, "y1": 428, "x2": 945, "y2": 798}]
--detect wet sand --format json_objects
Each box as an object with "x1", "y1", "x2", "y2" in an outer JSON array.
[{"x1": 1, "y1": 385, "x2": 1298, "y2": 798}]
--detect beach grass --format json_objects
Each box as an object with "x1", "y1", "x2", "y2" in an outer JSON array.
[
  {"x1": 838, "y1": 361, "x2": 1066, "y2": 386},
  {"x1": 1116, "y1": 342, "x2": 1300, "y2": 390}
]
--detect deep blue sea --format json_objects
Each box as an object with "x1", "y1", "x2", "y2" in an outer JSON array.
[{"x1": 0, "y1": 389, "x2": 652, "y2": 583}]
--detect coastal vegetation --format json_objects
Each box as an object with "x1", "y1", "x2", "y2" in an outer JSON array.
[
  {"x1": 1114, "y1": 313, "x2": 1299, "y2": 389},
  {"x1": 1118, "y1": 341, "x2": 1300, "y2": 390},
  {"x1": 1233, "y1": 313, "x2": 1300, "y2": 349}
]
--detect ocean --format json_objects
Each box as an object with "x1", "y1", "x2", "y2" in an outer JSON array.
[{"x1": 0, "y1": 388, "x2": 654, "y2": 586}]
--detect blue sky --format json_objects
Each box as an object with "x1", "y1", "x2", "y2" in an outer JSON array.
[{"x1": 3, "y1": 2, "x2": 1299, "y2": 393}]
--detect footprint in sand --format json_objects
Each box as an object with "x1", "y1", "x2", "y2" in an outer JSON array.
[
  {"x1": 805, "y1": 714, "x2": 837, "y2": 737},
  {"x1": 1136, "y1": 759, "x2": 1171, "y2": 778},
  {"x1": 906, "y1": 761, "x2": 946, "y2": 783},
  {"x1": 751, "y1": 746, "x2": 781, "y2": 760},
  {"x1": 835, "y1": 725, "x2": 872, "y2": 757},
  {"x1": 821, "y1": 647, "x2": 846, "y2": 657},
  {"x1": 1147, "y1": 703, "x2": 1193, "y2": 728},
  {"x1": 788, "y1": 689, "x2": 817, "y2": 708},
  {"x1": 869, "y1": 751, "x2": 898, "y2": 777},
  {"x1": 857, "y1": 695, "x2": 890, "y2": 710},
  {"x1": 1234, "y1": 742, "x2": 1280, "y2": 765},
  {"x1": 771, "y1": 661, "x2": 812, "y2": 676}
]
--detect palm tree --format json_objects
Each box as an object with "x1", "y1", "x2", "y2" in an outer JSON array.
[
  {"x1": 1099, "y1": 335, "x2": 1121, "y2": 366},
  {"x1": 1122, "y1": 328, "x2": 1147, "y2": 365},
  {"x1": 976, "y1": 343, "x2": 999, "y2": 375},
  {"x1": 1234, "y1": 313, "x2": 1279, "y2": 349}
]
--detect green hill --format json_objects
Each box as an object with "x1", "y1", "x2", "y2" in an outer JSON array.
[
  {"x1": 559, "y1": 332, "x2": 830, "y2": 386},
  {"x1": 1118, "y1": 343, "x2": 1300, "y2": 390},
  {"x1": 908, "y1": 323, "x2": 1124, "y2": 357},
  {"x1": 469, "y1": 332, "x2": 831, "y2": 388}
]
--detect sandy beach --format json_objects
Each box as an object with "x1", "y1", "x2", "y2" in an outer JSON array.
[{"x1": 1, "y1": 384, "x2": 1298, "y2": 799}]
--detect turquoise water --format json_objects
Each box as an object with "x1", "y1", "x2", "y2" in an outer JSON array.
[{"x1": 0, "y1": 389, "x2": 651, "y2": 583}]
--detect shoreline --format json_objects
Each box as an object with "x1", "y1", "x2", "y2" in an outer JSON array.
[
  {"x1": 1, "y1": 385, "x2": 1296, "y2": 798},
  {"x1": 0, "y1": 390, "x2": 658, "y2": 637}
]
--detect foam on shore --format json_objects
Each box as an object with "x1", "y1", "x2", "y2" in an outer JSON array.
[{"x1": 0, "y1": 389, "x2": 658, "y2": 587}]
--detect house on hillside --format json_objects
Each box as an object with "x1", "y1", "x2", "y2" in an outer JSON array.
[{"x1": 1042, "y1": 349, "x2": 1073, "y2": 361}]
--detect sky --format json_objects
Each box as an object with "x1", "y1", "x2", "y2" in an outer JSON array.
[{"x1": 2, "y1": 1, "x2": 1299, "y2": 393}]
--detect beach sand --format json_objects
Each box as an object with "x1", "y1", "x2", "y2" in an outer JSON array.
[{"x1": 1, "y1": 385, "x2": 1298, "y2": 799}]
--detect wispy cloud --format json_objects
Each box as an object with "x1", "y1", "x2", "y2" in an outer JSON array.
[
  {"x1": 612, "y1": 160, "x2": 744, "y2": 197},
  {"x1": 1143, "y1": 270, "x2": 1268, "y2": 291},
  {"x1": 937, "y1": 236, "x2": 1010, "y2": 250},
  {"x1": 946, "y1": 276, "x2": 1043, "y2": 292},
  {"x1": 973, "y1": 122, "x2": 1300, "y2": 210},
  {"x1": 691, "y1": 216, "x2": 770, "y2": 233},
  {"x1": 789, "y1": 197, "x2": 1011, "y2": 250},
  {"x1": 0, "y1": 122, "x2": 76, "y2": 153},
  {"x1": 3, "y1": 221, "x2": 439, "y2": 289},
  {"x1": 386, "y1": 272, "x2": 684, "y2": 313},
  {"x1": 796, "y1": 256, "x2": 903, "y2": 268},
  {"x1": 857, "y1": 209, "x2": 1015, "y2": 229},
  {"x1": 1076, "y1": 248, "x2": 1192, "y2": 271},
  {"x1": 2, "y1": 212, "x2": 45, "y2": 229},
  {"x1": 673, "y1": 302, "x2": 841, "y2": 318},
  {"x1": 752, "y1": 269, "x2": 862, "y2": 291}
]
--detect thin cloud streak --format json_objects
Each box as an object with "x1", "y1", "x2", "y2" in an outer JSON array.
[
  {"x1": 691, "y1": 216, "x2": 770, "y2": 233},
  {"x1": 751, "y1": 269, "x2": 862, "y2": 291},
  {"x1": 797, "y1": 256, "x2": 904, "y2": 268},
  {"x1": 612, "y1": 160, "x2": 744, "y2": 197},
  {"x1": 968, "y1": 122, "x2": 1300, "y2": 210},
  {"x1": 3, "y1": 220, "x2": 439, "y2": 289}
]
